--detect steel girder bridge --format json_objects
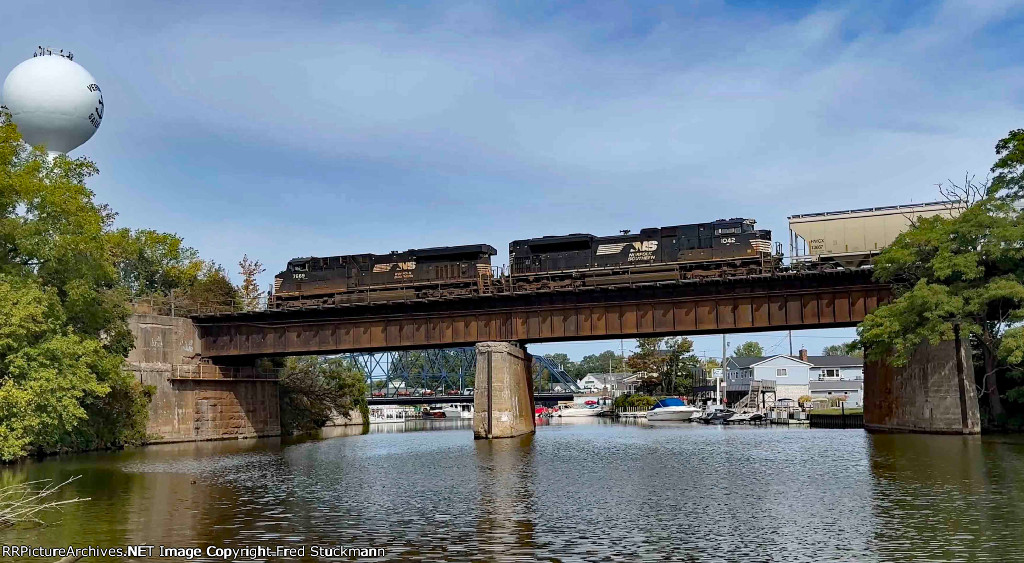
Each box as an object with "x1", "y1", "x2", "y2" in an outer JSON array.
[{"x1": 348, "y1": 347, "x2": 582, "y2": 400}]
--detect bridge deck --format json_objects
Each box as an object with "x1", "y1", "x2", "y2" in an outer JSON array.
[{"x1": 194, "y1": 270, "x2": 889, "y2": 358}]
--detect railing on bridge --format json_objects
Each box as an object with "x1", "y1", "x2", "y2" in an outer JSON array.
[{"x1": 170, "y1": 364, "x2": 283, "y2": 381}]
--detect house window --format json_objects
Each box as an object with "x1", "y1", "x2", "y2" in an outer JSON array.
[
  {"x1": 776, "y1": 368, "x2": 788, "y2": 377},
  {"x1": 821, "y1": 368, "x2": 840, "y2": 380}
]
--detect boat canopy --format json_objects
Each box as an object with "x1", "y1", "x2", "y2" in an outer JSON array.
[{"x1": 650, "y1": 397, "x2": 686, "y2": 410}]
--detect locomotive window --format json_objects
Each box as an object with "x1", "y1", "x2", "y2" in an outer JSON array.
[{"x1": 715, "y1": 227, "x2": 741, "y2": 235}]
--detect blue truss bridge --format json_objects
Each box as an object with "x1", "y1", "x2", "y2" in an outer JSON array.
[{"x1": 347, "y1": 347, "x2": 581, "y2": 405}]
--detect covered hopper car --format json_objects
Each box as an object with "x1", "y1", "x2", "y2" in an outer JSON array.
[
  {"x1": 788, "y1": 201, "x2": 962, "y2": 269},
  {"x1": 271, "y1": 244, "x2": 496, "y2": 307},
  {"x1": 509, "y1": 218, "x2": 780, "y2": 290}
]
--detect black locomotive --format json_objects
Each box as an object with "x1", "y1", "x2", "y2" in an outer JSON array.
[
  {"x1": 272, "y1": 244, "x2": 497, "y2": 307},
  {"x1": 270, "y1": 218, "x2": 779, "y2": 308},
  {"x1": 508, "y1": 218, "x2": 777, "y2": 290}
]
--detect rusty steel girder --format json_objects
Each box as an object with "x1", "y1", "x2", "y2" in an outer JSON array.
[{"x1": 193, "y1": 271, "x2": 891, "y2": 359}]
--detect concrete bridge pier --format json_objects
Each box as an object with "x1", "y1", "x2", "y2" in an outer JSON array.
[
  {"x1": 474, "y1": 342, "x2": 536, "y2": 439},
  {"x1": 864, "y1": 335, "x2": 980, "y2": 435}
]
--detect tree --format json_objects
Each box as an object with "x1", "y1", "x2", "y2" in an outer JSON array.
[
  {"x1": 0, "y1": 117, "x2": 150, "y2": 459},
  {"x1": 279, "y1": 356, "x2": 368, "y2": 434},
  {"x1": 577, "y1": 350, "x2": 625, "y2": 377},
  {"x1": 625, "y1": 337, "x2": 699, "y2": 395},
  {"x1": 858, "y1": 133, "x2": 1024, "y2": 424},
  {"x1": 732, "y1": 341, "x2": 764, "y2": 357},
  {"x1": 238, "y1": 254, "x2": 265, "y2": 311},
  {"x1": 108, "y1": 229, "x2": 203, "y2": 297},
  {"x1": 822, "y1": 341, "x2": 863, "y2": 357},
  {"x1": 991, "y1": 128, "x2": 1024, "y2": 201}
]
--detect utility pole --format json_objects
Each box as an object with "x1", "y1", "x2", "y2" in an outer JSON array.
[
  {"x1": 789, "y1": 330, "x2": 793, "y2": 356},
  {"x1": 718, "y1": 334, "x2": 726, "y2": 405}
]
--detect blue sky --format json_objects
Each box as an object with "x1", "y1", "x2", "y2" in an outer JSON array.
[{"x1": 4, "y1": 1, "x2": 1023, "y2": 361}]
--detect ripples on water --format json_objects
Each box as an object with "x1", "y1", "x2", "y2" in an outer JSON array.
[{"x1": 4, "y1": 419, "x2": 1024, "y2": 562}]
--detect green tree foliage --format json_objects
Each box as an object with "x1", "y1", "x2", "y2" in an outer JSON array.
[
  {"x1": 0, "y1": 118, "x2": 151, "y2": 460},
  {"x1": 858, "y1": 131, "x2": 1024, "y2": 424},
  {"x1": 822, "y1": 340, "x2": 863, "y2": 357},
  {"x1": 613, "y1": 393, "x2": 657, "y2": 410},
  {"x1": 625, "y1": 337, "x2": 699, "y2": 395},
  {"x1": 991, "y1": 128, "x2": 1024, "y2": 200},
  {"x1": 108, "y1": 228, "x2": 203, "y2": 297},
  {"x1": 279, "y1": 356, "x2": 368, "y2": 434},
  {"x1": 732, "y1": 341, "x2": 764, "y2": 358},
  {"x1": 577, "y1": 350, "x2": 625, "y2": 377}
]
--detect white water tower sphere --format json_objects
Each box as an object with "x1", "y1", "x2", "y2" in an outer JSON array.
[{"x1": 2, "y1": 47, "x2": 104, "y2": 154}]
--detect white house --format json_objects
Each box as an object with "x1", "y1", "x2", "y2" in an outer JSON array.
[
  {"x1": 578, "y1": 372, "x2": 631, "y2": 396},
  {"x1": 725, "y1": 349, "x2": 864, "y2": 406}
]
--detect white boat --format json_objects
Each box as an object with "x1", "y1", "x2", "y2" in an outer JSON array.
[
  {"x1": 368, "y1": 406, "x2": 409, "y2": 424},
  {"x1": 442, "y1": 403, "x2": 474, "y2": 419},
  {"x1": 646, "y1": 398, "x2": 701, "y2": 421},
  {"x1": 556, "y1": 405, "x2": 603, "y2": 417}
]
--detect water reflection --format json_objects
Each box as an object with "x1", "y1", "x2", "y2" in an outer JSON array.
[
  {"x1": 2, "y1": 422, "x2": 1023, "y2": 562},
  {"x1": 868, "y1": 433, "x2": 1024, "y2": 562},
  {"x1": 474, "y1": 434, "x2": 537, "y2": 562}
]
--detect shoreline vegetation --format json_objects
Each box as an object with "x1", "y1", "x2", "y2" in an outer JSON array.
[{"x1": 0, "y1": 113, "x2": 368, "y2": 463}]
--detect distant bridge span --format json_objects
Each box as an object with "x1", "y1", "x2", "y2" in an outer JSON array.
[{"x1": 192, "y1": 270, "x2": 890, "y2": 360}]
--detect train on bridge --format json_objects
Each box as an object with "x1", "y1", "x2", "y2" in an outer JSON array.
[{"x1": 270, "y1": 202, "x2": 958, "y2": 308}]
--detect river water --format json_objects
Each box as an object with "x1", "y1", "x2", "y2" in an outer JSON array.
[{"x1": 4, "y1": 419, "x2": 1024, "y2": 562}]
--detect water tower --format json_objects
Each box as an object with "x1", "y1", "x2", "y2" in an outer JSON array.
[{"x1": 1, "y1": 46, "x2": 104, "y2": 155}]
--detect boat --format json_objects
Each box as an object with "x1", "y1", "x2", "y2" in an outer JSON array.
[
  {"x1": 710, "y1": 408, "x2": 737, "y2": 423},
  {"x1": 442, "y1": 403, "x2": 474, "y2": 419},
  {"x1": 555, "y1": 404, "x2": 603, "y2": 417},
  {"x1": 725, "y1": 412, "x2": 752, "y2": 424},
  {"x1": 646, "y1": 398, "x2": 701, "y2": 421},
  {"x1": 420, "y1": 406, "x2": 447, "y2": 419},
  {"x1": 368, "y1": 406, "x2": 409, "y2": 424}
]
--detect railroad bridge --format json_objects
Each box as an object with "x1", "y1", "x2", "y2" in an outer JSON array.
[
  {"x1": 178, "y1": 269, "x2": 977, "y2": 438},
  {"x1": 194, "y1": 270, "x2": 889, "y2": 359}
]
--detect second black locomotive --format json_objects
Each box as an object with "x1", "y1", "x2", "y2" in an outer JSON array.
[{"x1": 509, "y1": 218, "x2": 776, "y2": 290}]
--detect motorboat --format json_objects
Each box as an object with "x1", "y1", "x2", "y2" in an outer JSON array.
[
  {"x1": 646, "y1": 398, "x2": 701, "y2": 421},
  {"x1": 442, "y1": 403, "x2": 474, "y2": 419},
  {"x1": 710, "y1": 408, "x2": 737, "y2": 423},
  {"x1": 421, "y1": 407, "x2": 447, "y2": 419},
  {"x1": 556, "y1": 404, "x2": 603, "y2": 417}
]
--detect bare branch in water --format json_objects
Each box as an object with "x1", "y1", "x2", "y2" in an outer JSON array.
[{"x1": 0, "y1": 476, "x2": 89, "y2": 530}]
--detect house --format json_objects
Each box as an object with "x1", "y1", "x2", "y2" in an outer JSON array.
[
  {"x1": 578, "y1": 372, "x2": 631, "y2": 396},
  {"x1": 725, "y1": 349, "x2": 864, "y2": 406}
]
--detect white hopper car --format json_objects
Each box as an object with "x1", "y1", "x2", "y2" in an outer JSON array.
[{"x1": 788, "y1": 201, "x2": 963, "y2": 269}]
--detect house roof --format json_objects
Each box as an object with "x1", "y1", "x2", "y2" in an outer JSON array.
[
  {"x1": 727, "y1": 355, "x2": 812, "y2": 368},
  {"x1": 727, "y1": 354, "x2": 863, "y2": 369}
]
